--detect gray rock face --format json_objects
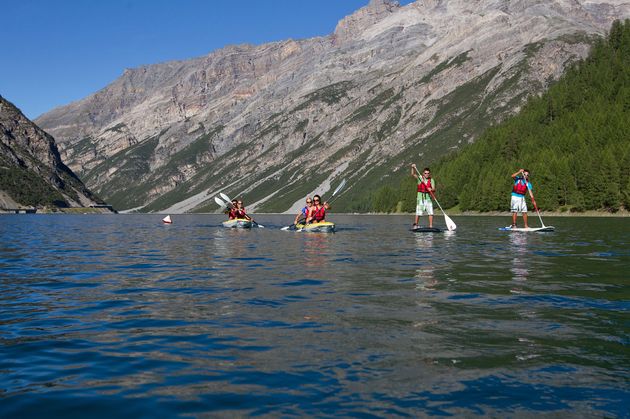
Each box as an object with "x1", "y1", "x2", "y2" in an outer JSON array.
[
  {"x1": 35, "y1": 0, "x2": 629, "y2": 212},
  {"x1": 0, "y1": 95, "x2": 101, "y2": 208}
]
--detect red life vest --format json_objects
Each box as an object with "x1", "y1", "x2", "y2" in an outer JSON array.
[
  {"x1": 311, "y1": 205, "x2": 326, "y2": 222},
  {"x1": 417, "y1": 178, "x2": 433, "y2": 193},
  {"x1": 235, "y1": 208, "x2": 247, "y2": 219},
  {"x1": 228, "y1": 209, "x2": 238, "y2": 219},
  {"x1": 512, "y1": 178, "x2": 528, "y2": 195}
]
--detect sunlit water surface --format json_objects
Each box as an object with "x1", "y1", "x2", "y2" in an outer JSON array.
[{"x1": 1, "y1": 214, "x2": 628, "y2": 417}]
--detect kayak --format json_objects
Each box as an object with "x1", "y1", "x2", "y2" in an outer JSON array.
[
  {"x1": 222, "y1": 218, "x2": 253, "y2": 229},
  {"x1": 498, "y1": 226, "x2": 555, "y2": 232},
  {"x1": 295, "y1": 221, "x2": 336, "y2": 233},
  {"x1": 411, "y1": 226, "x2": 442, "y2": 233}
]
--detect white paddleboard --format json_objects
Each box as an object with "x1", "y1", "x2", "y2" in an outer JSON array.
[{"x1": 499, "y1": 226, "x2": 555, "y2": 232}]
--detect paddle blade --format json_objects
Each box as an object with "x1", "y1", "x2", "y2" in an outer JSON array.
[
  {"x1": 219, "y1": 192, "x2": 232, "y2": 203},
  {"x1": 214, "y1": 196, "x2": 227, "y2": 207},
  {"x1": 444, "y1": 214, "x2": 457, "y2": 231},
  {"x1": 332, "y1": 178, "x2": 346, "y2": 196}
]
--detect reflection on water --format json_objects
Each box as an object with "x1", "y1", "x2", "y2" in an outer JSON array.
[
  {"x1": 509, "y1": 232, "x2": 530, "y2": 283},
  {"x1": 414, "y1": 232, "x2": 437, "y2": 291},
  {"x1": 301, "y1": 233, "x2": 332, "y2": 269},
  {"x1": 0, "y1": 214, "x2": 628, "y2": 417}
]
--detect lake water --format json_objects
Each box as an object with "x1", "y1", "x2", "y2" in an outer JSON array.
[{"x1": 1, "y1": 214, "x2": 628, "y2": 417}]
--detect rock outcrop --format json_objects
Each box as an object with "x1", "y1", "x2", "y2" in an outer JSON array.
[
  {"x1": 0, "y1": 95, "x2": 102, "y2": 210},
  {"x1": 35, "y1": 0, "x2": 630, "y2": 212}
]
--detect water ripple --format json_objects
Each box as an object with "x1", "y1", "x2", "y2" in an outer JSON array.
[{"x1": 0, "y1": 214, "x2": 628, "y2": 417}]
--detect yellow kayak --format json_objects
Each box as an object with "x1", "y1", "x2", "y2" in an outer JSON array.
[
  {"x1": 295, "y1": 221, "x2": 335, "y2": 233},
  {"x1": 222, "y1": 218, "x2": 253, "y2": 229}
]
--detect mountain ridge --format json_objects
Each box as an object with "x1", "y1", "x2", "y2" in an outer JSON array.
[{"x1": 35, "y1": 0, "x2": 630, "y2": 213}]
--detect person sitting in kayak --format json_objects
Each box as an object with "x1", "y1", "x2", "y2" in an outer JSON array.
[
  {"x1": 510, "y1": 168, "x2": 533, "y2": 228},
  {"x1": 227, "y1": 199, "x2": 238, "y2": 219},
  {"x1": 294, "y1": 196, "x2": 312, "y2": 225},
  {"x1": 306, "y1": 195, "x2": 330, "y2": 224},
  {"x1": 234, "y1": 200, "x2": 252, "y2": 221},
  {"x1": 411, "y1": 164, "x2": 435, "y2": 228}
]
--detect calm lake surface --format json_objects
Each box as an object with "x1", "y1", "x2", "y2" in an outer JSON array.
[{"x1": 1, "y1": 214, "x2": 628, "y2": 417}]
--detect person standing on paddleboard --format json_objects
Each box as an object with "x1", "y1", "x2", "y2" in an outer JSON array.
[
  {"x1": 510, "y1": 169, "x2": 534, "y2": 228},
  {"x1": 411, "y1": 164, "x2": 435, "y2": 228}
]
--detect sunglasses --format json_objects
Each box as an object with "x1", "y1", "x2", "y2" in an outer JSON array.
[
  {"x1": 313, "y1": 199, "x2": 320, "y2": 202},
  {"x1": 306, "y1": 201, "x2": 312, "y2": 204}
]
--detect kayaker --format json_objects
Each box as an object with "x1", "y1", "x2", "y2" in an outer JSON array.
[
  {"x1": 235, "y1": 200, "x2": 254, "y2": 222},
  {"x1": 227, "y1": 199, "x2": 238, "y2": 219},
  {"x1": 411, "y1": 164, "x2": 435, "y2": 228},
  {"x1": 294, "y1": 197, "x2": 312, "y2": 225},
  {"x1": 306, "y1": 195, "x2": 329, "y2": 224},
  {"x1": 510, "y1": 168, "x2": 533, "y2": 228}
]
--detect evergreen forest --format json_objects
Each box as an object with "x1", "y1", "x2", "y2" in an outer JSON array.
[{"x1": 369, "y1": 19, "x2": 630, "y2": 213}]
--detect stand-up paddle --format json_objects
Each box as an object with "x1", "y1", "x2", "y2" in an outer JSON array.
[
  {"x1": 520, "y1": 178, "x2": 554, "y2": 232},
  {"x1": 526, "y1": 183, "x2": 550, "y2": 229},
  {"x1": 413, "y1": 167, "x2": 456, "y2": 231}
]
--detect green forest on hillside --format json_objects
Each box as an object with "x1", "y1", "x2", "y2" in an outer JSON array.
[{"x1": 369, "y1": 20, "x2": 630, "y2": 213}]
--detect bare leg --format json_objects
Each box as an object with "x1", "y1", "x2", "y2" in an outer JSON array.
[
  {"x1": 428, "y1": 215, "x2": 433, "y2": 228},
  {"x1": 512, "y1": 212, "x2": 517, "y2": 227},
  {"x1": 523, "y1": 212, "x2": 528, "y2": 228}
]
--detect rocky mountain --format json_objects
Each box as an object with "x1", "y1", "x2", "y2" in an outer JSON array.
[
  {"x1": 0, "y1": 95, "x2": 103, "y2": 210},
  {"x1": 35, "y1": 0, "x2": 630, "y2": 213}
]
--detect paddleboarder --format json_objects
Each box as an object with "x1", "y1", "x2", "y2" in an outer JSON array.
[
  {"x1": 510, "y1": 168, "x2": 534, "y2": 228},
  {"x1": 411, "y1": 164, "x2": 435, "y2": 228}
]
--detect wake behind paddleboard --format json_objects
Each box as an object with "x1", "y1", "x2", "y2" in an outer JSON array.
[
  {"x1": 411, "y1": 227, "x2": 442, "y2": 233},
  {"x1": 498, "y1": 226, "x2": 555, "y2": 232}
]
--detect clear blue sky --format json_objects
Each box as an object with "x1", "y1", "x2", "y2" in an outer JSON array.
[{"x1": 1, "y1": 0, "x2": 413, "y2": 119}]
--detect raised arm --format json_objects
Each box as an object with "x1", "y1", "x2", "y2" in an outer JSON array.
[{"x1": 411, "y1": 163, "x2": 418, "y2": 179}]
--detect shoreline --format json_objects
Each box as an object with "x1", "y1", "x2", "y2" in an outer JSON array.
[{"x1": 3, "y1": 210, "x2": 628, "y2": 217}]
